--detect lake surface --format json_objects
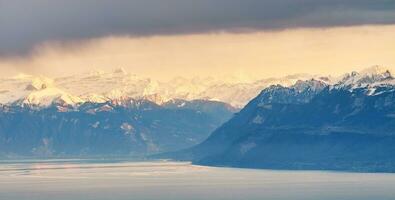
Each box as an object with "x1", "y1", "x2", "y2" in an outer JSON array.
[{"x1": 0, "y1": 159, "x2": 395, "y2": 200}]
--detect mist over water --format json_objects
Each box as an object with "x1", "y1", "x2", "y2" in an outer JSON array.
[{"x1": 0, "y1": 160, "x2": 394, "y2": 200}]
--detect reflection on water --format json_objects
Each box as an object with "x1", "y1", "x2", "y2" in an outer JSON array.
[{"x1": 0, "y1": 159, "x2": 395, "y2": 200}]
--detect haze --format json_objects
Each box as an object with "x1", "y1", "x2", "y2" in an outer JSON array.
[
  {"x1": 1, "y1": 0, "x2": 395, "y2": 81},
  {"x1": 0, "y1": 25, "x2": 394, "y2": 81}
]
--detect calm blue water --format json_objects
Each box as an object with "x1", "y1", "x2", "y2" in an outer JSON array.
[{"x1": 0, "y1": 159, "x2": 395, "y2": 200}]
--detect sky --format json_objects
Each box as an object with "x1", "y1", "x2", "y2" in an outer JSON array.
[{"x1": 0, "y1": 0, "x2": 395, "y2": 81}]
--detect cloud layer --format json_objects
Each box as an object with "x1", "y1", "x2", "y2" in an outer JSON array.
[
  {"x1": 1, "y1": 0, "x2": 395, "y2": 56},
  {"x1": 1, "y1": 26, "x2": 394, "y2": 80}
]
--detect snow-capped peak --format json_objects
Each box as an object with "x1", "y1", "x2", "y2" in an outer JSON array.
[
  {"x1": 337, "y1": 65, "x2": 393, "y2": 88},
  {"x1": 0, "y1": 75, "x2": 83, "y2": 107},
  {"x1": 359, "y1": 65, "x2": 392, "y2": 77},
  {"x1": 17, "y1": 87, "x2": 83, "y2": 107},
  {"x1": 293, "y1": 79, "x2": 328, "y2": 93},
  {"x1": 25, "y1": 77, "x2": 54, "y2": 91}
]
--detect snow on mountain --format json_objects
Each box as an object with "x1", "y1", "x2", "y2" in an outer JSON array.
[
  {"x1": 334, "y1": 65, "x2": 394, "y2": 96},
  {"x1": 0, "y1": 66, "x2": 393, "y2": 108},
  {"x1": 3, "y1": 76, "x2": 83, "y2": 107},
  {"x1": 336, "y1": 65, "x2": 394, "y2": 88},
  {"x1": 56, "y1": 68, "x2": 157, "y2": 99},
  {"x1": 52, "y1": 68, "x2": 322, "y2": 108},
  {"x1": 18, "y1": 87, "x2": 83, "y2": 107},
  {"x1": 197, "y1": 74, "x2": 327, "y2": 108}
]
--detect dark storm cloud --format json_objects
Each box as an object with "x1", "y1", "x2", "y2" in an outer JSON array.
[{"x1": 1, "y1": 0, "x2": 395, "y2": 56}]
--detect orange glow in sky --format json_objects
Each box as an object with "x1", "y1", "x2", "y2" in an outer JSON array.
[{"x1": 1, "y1": 25, "x2": 394, "y2": 81}]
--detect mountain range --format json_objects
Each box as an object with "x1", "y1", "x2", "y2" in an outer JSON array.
[
  {"x1": 165, "y1": 66, "x2": 395, "y2": 172},
  {"x1": 2, "y1": 65, "x2": 395, "y2": 170},
  {"x1": 0, "y1": 99, "x2": 235, "y2": 157},
  {"x1": 0, "y1": 68, "x2": 323, "y2": 108},
  {"x1": 0, "y1": 68, "x2": 319, "y2": 157}
]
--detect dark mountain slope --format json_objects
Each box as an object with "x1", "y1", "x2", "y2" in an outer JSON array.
[
  {"x1": 167, "y1": 78, "x2": 395, "y2": 172},
  {"x1": 0, "y1": 99, "x2": 235, "y2": 157}
]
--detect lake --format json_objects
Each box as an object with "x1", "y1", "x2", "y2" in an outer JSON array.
[{"x1": 0, "y1": 159, "x2": 394, "y2": 200}]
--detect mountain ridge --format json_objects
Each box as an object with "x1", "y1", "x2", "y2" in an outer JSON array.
[
  {"x1": 0, "y1": 69, "x2": 335, "y2": 108},
  {"x1": 164, "y1": 66, "x2": 395, "y2": 172}
]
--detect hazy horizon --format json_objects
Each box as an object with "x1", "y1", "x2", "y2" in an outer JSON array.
[
  {"x1": 1, "y1": 1, "x2": 395, "y2": 81},
  {"x1": 1, "y1": 25, "x2": 394, "y2": 81}
]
